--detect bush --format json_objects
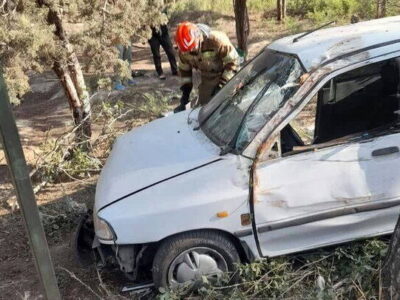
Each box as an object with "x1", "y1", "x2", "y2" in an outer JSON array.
[
  {"x1": 158, "y1": 238, "x2": 389, "y2": 299},
  {"x1": 287, "y1": 0, "x2": 394, "y2": 22},
  {"x1": 285, "y1": 16, "x2": 305, "y2": 34},
  {"x1": 171, "y1": 0, "x2": 233, "y2": 15},
  {"x1": 287, "y1": 0, "x2": 358, "y2": 23},
  {"x1": 247, "y1": 0, "x2": 276, "y2": 12},
  {"x1": 170, "y1": 0, "x2": 276, "y2": 15}
]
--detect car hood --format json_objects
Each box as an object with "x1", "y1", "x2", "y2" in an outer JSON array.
[{"x1": 94, "y1": 110, "x2": 221, "y2": 212}]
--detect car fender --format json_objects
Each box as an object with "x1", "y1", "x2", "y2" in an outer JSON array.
[{"x1": 98, "y1": 155, "x2": 252, "y2": 245}]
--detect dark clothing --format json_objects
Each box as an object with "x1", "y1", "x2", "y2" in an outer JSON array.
[{"x1": 148, "y1": 25, "x2": 178, "y2": 76}]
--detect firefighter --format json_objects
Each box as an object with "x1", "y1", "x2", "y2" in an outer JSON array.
[{"x1": 174, "y1": 22, "x2": 239, "y2": 113}]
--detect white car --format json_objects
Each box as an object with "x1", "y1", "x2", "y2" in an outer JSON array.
[{"x1": 76, "y1": 16, "x2": 400, "y2": 288}]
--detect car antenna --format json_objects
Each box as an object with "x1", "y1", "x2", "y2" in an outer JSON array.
[{"x1": 293, "y1": 21, "x2": 336, "y2": 43}]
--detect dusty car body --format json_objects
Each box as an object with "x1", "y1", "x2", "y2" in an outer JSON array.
[{"x1": 78, "y1": 16, "x2": 400, "y2": 287}]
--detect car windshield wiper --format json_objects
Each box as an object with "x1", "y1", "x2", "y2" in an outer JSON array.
[{"x1": 219, "y1": 144, "x2": 233, "y2": 155}]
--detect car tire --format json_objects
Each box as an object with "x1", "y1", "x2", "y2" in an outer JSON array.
[{"x1": 152, "y1": 230, "x2": 240, "y2": 289}]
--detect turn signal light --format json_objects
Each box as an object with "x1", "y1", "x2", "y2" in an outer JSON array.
[{"x1": 217, "y1": 211, "x2": 229, "y2": 218}]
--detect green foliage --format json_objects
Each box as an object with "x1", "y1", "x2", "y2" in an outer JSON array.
[
  {"x1": 158, "y1": 238, "x2": 388, "y2": 299},
  {"x1": 302, "y1": 0, "x2": 360, "y2": 23},
  {"x1": 170, "y1": 0, "x2": 276, "y2": 15},
  {"x1": 288, "y1": 0, "x2": 399, "y2": 23},
  {"x1": 0, "y1": 0, "x2": 168, "y2": 103},
  {"x1": 40, "y1": 197, "x2": 88, "y2": 242},
  {"x1": 247, "y1": 0, "x2": 276, "y2": 12},
  {"x1": 0, "y1": 4, "x2": 55, "y2": 103},
  {"x1": 34, "y1": 89, "x2": 171, "y2": 183},
  {"x1": 137, "y1": 91, "x2": 170, "y2": 118},
  {"x1": 285, "y1": 16, "x2": 305, "y2": 34},
  {"x1": 38, "y1": 140, "x2": 102, "y2": 182},
  {"x1": 171, "y1": 0, "x2": 399, "y2": 28},
  {"x1": 170, "y1": 0, "x2": 233, "y2": 15}
]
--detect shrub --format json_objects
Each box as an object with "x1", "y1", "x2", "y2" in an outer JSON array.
[{"x1": 158, "y1": 238, "x2": 388, "y2": 299}]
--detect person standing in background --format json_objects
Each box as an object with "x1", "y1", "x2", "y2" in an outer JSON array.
[
  {"x1": 148, "y1": 0, "x2": 178, "y2": 80},
  {"x1": 114, "y1": 44, "x2": 136, "y2": 90}
]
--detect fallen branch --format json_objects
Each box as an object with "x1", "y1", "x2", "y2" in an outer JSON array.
[{"x1": 58, "y1": 266, "x2": 103, "y2": 299}]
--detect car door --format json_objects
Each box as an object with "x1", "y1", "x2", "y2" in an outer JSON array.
[
  {"x1": 254, "y1": 134, "x2": 400, "y2": 257},
  {"x1": 253, "y1": 56, "x2": 400, "y2": 257}
]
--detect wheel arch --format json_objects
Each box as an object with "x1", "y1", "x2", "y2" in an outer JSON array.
[{"x1": 155, "y1": 228, "x2": 255, "y2": 264}]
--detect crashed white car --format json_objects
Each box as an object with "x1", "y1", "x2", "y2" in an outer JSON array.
[{"x1": 76, "y1": 16, "x2": 400, "y2": 288}]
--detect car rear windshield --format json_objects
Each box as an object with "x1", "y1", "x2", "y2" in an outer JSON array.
[{"x1": 199, "y1": 49, "x2": 304, "y2": 152}]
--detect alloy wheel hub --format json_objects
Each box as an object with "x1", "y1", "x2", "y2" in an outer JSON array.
[{"x1": 168, "y1": 247, "x2": 228, "y2": 285}]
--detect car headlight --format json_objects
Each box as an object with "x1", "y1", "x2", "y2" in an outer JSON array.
[{"x1": 93, "y1": 213, "x2": 115, "y2": 240}]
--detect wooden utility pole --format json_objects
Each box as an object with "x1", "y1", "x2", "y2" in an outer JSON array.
[
  {"x1": 0, "y1": 71, "x2": 61, "y2": 299},
  {"x1": 233, "y1": 0, "x2": 250, "y2": 60}
]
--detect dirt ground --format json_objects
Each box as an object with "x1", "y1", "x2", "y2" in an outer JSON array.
[{"x1": 0, "y1": 12, "x2": 294, "y2": 299}]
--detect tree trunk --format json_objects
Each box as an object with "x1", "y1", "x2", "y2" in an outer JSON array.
[
  {"x1": 233, "y1": 0, "x2": 250, "y2": 61},
  {"x1": 37, "y1": 0, "x2": 92, "y2": 143},
  {"x1": 381, "y1": 217, "x2": 400, "y2": 300},
  {"x1": 382, "y1": 215, "x2": 400, "y2": 299},
  {"x1": 67, "y1": 52, "x2": 92, "y2": 140},
  {"x1": 277, "y1": 0, "x2": 282, "y2": 21},
  {"x1": 376, "y1": 0, "x2": 387, "y2": 18},
  {"x1": 52, "y1": 62, "x2": 86, "y2": 132},
  {"x1": 282, "y1": 0, "x2": 286, "y2": 20},
  {"x1": 277, "y1": 0, "x2": 286, "y2": 22}
]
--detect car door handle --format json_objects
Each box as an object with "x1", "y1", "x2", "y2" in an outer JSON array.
[{"x1": 371, "y1": 146, "x2": 399, "y2": 157}]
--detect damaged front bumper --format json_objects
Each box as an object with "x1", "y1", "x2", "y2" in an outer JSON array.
[
  {"x1": 73, "y1": 211, "x2": 114, "y2": 268},
  {"x1": 73, "y1": 211, "x2": 153, "y2": 282}
]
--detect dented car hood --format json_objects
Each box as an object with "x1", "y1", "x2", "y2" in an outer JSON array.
[{"x1": 94, "y1": 110, "x2": 221, "y2": 212}]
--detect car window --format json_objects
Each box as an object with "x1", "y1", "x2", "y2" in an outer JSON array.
[
  {"x1": 199, "y1": 49, "x2": 304, "y2": 152},
  {"x1": 289, "y1": 95, "x2": 317, "y2": 145},
  {"x1": 281, "y1": 57, "x2": 400, "y2": 155},
  {"x1": 234, "y1": 58, "x2": 304, "y2": 151}
]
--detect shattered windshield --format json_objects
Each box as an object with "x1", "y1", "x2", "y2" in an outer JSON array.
[{"x1": 199, "y1": 49, "x2": 304, "y2": 152}]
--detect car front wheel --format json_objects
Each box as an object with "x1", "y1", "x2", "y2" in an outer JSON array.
[{"x1": 152, "y1": 231, "x2": 240, "y2": 289}]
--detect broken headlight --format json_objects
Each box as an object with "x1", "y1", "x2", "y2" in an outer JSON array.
[{"x1": 93, "y1": 214, "x2": 115, "y2": 240}]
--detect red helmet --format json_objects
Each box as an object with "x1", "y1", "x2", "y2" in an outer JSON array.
[{"x1": 175, "y1": 22, "x2": 200, "y2": 52}]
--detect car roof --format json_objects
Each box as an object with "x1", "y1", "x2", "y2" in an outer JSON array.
[{"x1": 268, "y1": 16, "x2": 400, "y2": 72}]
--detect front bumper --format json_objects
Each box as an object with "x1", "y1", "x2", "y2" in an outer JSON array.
[
  {"x1": 73, "y1": 210, "x2": 146, "y2": 281},
  {"x1": 73, "y1": 211, "x2": 114, "y2": 266}
]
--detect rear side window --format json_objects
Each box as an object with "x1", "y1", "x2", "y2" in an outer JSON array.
[{"x1": 282, "y1": 57, "x2": 400, "y2": 155}]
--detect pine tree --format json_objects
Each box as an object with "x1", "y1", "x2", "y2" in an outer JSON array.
[{"x1": 0, "y1": 0, "x2": 167, "y2": 143}]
